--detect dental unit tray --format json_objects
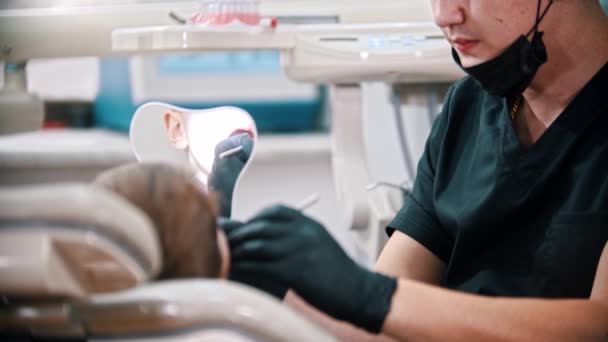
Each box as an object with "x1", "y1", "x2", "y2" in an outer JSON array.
[{"x1": 112, "y1": 22, "x2": 464, "y2": 84}]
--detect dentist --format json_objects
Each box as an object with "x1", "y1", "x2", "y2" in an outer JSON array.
[{"x1": 226, "y1": 1, "x2": 608, "y2": 340}]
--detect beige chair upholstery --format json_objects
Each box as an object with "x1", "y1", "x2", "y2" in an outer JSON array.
[
  {"x1": 0, "y1": 183, "x2": 335, "y2": 341},
  {"x1": 0, "y1": 183, "x2": 161, "y2": 298},
  {"x1": 81, "y1": 280, "x2": 335, "y2": 341}
]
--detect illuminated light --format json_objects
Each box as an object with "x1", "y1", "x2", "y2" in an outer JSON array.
[
  {"x1": 186, "y1": 107, "x2": 255, "y2": 178},
  {"x1": 360, "y1": 51, "x2": 370, "y2": 60}
]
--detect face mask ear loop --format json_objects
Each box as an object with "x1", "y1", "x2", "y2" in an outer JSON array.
[{"x1": 526, "y1": 0, "x2": 554, "y2": 38}]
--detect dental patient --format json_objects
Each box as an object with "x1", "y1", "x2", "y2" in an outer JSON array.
[{"x1": 93, "y1": 162, "x2": 230, "y2": 280}]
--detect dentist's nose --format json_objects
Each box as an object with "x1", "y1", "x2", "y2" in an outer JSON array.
[{"x1": 431, "y1": 0, "x2": 466, "y2": 29}]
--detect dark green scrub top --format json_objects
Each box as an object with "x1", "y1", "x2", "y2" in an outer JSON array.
[{"x1": 387, "y1": 63, "x2": 608, "y2": 298}]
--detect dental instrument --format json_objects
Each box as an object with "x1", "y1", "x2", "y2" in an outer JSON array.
[
  {"x1": 219, "y1": 145, "x2": 244, "y2": 159},
  {"x1": 296, "y1": 193, "x2": 320, "y2": 212},
  {"x1": 366, "y1": 181, "x2": 412, "y2": 194}
]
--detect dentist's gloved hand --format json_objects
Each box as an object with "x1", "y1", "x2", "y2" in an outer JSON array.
[
  {"x1": 226, "y1": 205, "x2": 397, "y2": 333},
  {"x1": 208, "y1": 133, "x2": 253, "y2": 217},
  {"x1": 218, "y1": 217, "x2": 288, "y2": 299}
]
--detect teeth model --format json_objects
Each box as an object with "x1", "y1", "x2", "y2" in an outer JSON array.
[{"x1": 189, "y1": 0, "x2": 261, "y2": 26}]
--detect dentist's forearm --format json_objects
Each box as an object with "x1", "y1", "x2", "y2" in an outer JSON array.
[{"x1": 382, "y1": 279, "x2": 608, "y2": 341}]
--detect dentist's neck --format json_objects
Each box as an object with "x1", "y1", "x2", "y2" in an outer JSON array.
[{"x1": 524, "y1": 1, "x2": 608, "y2": 127}]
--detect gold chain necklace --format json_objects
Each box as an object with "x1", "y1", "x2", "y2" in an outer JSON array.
[{"x1": 510, "y1": 95, "x2": 523, "y2": 121}]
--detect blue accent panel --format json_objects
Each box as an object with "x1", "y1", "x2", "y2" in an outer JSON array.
[
  {"x1": 93, "y1": 58, "x2": 323, "y2": 133},
  {"x1": 158, "y1": 51, "x2": 282, "y2": 75},
  {"x1": 93, "y1": 58, "x2": 138, "y2": 132}
]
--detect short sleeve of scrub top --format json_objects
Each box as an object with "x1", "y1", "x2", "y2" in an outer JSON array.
[{"x1": 386, "y1": 86, "x2": 456, "y2": 264}]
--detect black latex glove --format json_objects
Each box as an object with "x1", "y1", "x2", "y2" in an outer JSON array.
[
  {"x1": 218, "y1": 217, "x2": 288, "y2": 299},
  {"x1": 226, "y1": 206, "x2": 397, "y2": 333},
  {"x1": 208, "y1": 133, "x2": 253, "y2": 217}
]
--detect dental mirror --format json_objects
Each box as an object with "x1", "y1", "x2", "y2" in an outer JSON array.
[{"x1": 129, "y1": 102, "x2": 257, "y2": 217}]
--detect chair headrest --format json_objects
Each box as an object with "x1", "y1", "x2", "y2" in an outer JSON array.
[
  {"x1": 82, "y1": 280, "x2": 335, "y2": 341},
  {"x1": 0, "y1": 183, "x2": 162, "y2": 299},
  {"x1": 0, "y1": 280, "x2": 336, "y2": 341}
]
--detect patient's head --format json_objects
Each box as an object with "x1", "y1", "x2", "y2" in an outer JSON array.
[{"x1": 93, "y1": 162, "x2": 230, "y2": 280}]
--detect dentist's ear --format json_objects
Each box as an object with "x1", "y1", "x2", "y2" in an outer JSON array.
[{"x1": 163, "y1": 110, "x2": 188, "y2": 150}]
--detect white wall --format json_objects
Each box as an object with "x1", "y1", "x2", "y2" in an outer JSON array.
[
  {"x1": 233, "y1": 134, "x2": 368, "y2": 263},
  {"x1": 0, "y1": 58, "x2": 99, "y2": 101}
]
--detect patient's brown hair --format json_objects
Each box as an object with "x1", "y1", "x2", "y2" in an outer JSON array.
[{"x1": 94, "y1": 162, "x2": 221, "y2": 279}]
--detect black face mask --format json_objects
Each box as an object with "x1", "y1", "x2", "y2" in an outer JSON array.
[{"x1": 452, "y1": 0, "x2": 554, "y2": 98}]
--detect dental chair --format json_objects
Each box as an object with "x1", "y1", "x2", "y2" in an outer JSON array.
[{"x1": 0, "y1": 183, "x2": 335, "y2": 342}]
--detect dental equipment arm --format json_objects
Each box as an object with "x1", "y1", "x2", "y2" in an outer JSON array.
[{"x1": 0, "y1": 3, "x2": 199, "y2": 62}]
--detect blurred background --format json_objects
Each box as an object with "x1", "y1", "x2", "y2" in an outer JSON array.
[{"x1": 0, "y1": 0, "x2": 606, "y2": 262}]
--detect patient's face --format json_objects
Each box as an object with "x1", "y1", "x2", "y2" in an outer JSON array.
[{"x1": 94, "y1": 163, "x2": 230, "y2": 279}]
